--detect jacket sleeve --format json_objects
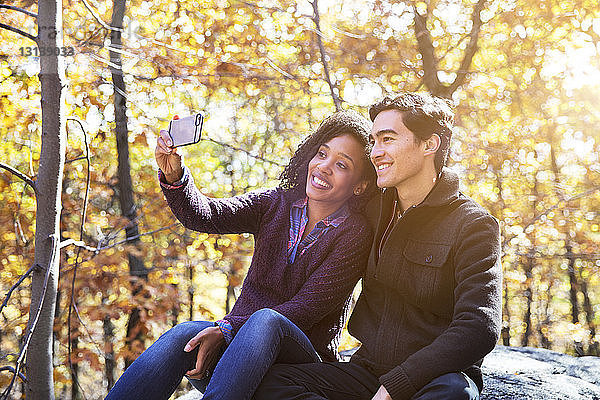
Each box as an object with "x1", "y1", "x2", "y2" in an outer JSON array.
[
  {"x1": 380, "y1": 212, "x2": 503, "y2": 400},
  {"x1": 159, "y1": 167, "x2": 275, "y2": 235},
  {"x1": 224, "y1": 221, "x2": 372, "y2": 335}
]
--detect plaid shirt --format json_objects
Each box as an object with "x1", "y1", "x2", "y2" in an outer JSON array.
[{"x1": 287, "y1": 197, "x2": 350, "y2": 264}]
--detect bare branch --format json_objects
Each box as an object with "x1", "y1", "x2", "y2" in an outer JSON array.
[
  {"x1": 412, "y1": 4, "x2": 441, "y2": 94},
  {"x1": 264, "y1": 57, "x2": 310, "y2": 95},
  {"x1": 0, "y1": 366, "x2": 26, "y2": 382},
  {"x1": 0, "y1": 162, "x2": 37, "y2": 194},
  {"x1": 310, "y1": 0, "x2": 342, "y2": 111},
  {"x1": 79, "y1": 0, "x2": 122, "y2": 32},
  {"x1": 59, "y1": 238, "x2": 97, "y2": 251},
  {"x1": 66, "y1": 155, "x2": 89, "y2": 163},
  {"x1": 0, "y1": 5, "x2": 37, "y2": 18},
  {"x1": 504, "y1": 186, "x2": 600, "y2": 244},
  {"x1": 64, "y1": 118, "x2": 91, "y2": 399},
  {"x1": 1, "y1": 235, "x2": 57, "y2": 400},
  {"x1": 233, "y1": 0, "x2": 288, "y2": 13},
  {"x1": 60, "y1": 222, "x2": 184, "y2": 254},
  {"x1": 0, "y1": 264, "x2": 36, "y2": 316},
  {"x1": 265, "y1": 57, "x2": 297, "y2": 81},
  {"x1": 447, "y1": 0, "x2": 487, "y2": 94},
  {"x1": 201, "y1": 137, "x2": 285, "y2": 167},
  {"x1": 412, "y1": 0, "x2": 487, "y2": 97},
  {"x1": 330, "y1": 24, "x2": 367, "y2": 39},
  {"x1": 0, "y1": 22, "x2": 37, "y2": 43}
]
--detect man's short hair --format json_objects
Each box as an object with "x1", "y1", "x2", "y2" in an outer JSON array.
[{"x1": 369, "y1": 92, "x2": 454, "y2": 174}]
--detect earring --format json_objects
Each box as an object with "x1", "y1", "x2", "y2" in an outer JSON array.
[{"x1": 354, "y1": 189, "x2": 361, "y2": 195}]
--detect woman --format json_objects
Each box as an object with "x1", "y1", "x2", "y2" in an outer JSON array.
[{"x1": 105, "y1": 110, "x2": 377, "y2": 400}]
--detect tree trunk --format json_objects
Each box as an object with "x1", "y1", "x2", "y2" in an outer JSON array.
[
  {"x1": 579, "y1": 272, "x2": 598, "y2": 355},
  {"x1": 549, "y1": 141, "x2": 583, "y2": 355},
  {"x1": 25, "y1": 0, "x2": 66, "y2": 398},
  {"x1": 521, "y1": 174, "x2": 538, "y2": 347},
  {"x1": 565, "y1": 243, "x2": 580, "y2": 324},
  {"x1": 412, "y1": 0, "x2": 486, "y2": 98},
  {"x1": 189, "y1": 265, "x2": 194, "y2": 321},
  {"x1": 109, "y1": 0, "x2": 148, "y2": 369},
  {"x1": 537, "y1": 274, "x2": 552, "y2": 349},
  {"x1": 493, "y1": 171, "x2": 511, "y2": 346},
  {"x1": 502, "y1": 277, "x2": 511, "y2": 346},
  {"x1": 103, "y1": 314, "x2": 116, "y2": 391},
  {"x1": 521, "y1": 254, "x2": 534, "y2": 347}
]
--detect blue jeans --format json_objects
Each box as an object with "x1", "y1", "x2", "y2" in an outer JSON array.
[
  {"x1": 203, "y1": 309, "x2": 320, "y2": 399},
  {"x1": 105, "y1": 309, "x2": 319, "y2": 400}
]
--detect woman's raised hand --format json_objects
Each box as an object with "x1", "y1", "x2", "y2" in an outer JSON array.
[{"x1": 155, "y1": 129, "x2": 184, "y2": 184}]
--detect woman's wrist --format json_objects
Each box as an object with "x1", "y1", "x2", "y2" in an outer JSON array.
[{"x1": 163, "y1": 168, "x2": 184, "y2": 184}]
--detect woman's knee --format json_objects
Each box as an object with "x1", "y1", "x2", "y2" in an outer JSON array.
[
  {"x1": 246, "y1": 308, "x2": 288, "y2": 329},
  {"x1": 160, "y1": 321, "x2": 210, "y2": 347}
]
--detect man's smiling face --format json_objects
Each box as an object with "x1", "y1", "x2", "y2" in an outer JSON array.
[{"x1": 369, "y1": 110, "x2": 426, "y2": 190}]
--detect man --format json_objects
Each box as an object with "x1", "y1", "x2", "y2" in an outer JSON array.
[{"x1": 254, "y1": 92, "x2": 502, "y2": 400}]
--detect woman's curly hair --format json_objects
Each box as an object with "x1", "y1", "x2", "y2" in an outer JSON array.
[{"x1": 279, "y1": 110, "x2": 378, "y2": 212}]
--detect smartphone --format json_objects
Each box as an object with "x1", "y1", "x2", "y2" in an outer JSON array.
[{"x1": 168, "y1": 113, "x2": 204, "y2": 147}]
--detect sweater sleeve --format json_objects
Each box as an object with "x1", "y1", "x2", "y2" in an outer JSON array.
[
  {"x1": 380, "y1": 212, "x2": 502, "y2": 400},
  {"x1": 159, "y1": 167, "x2": 275, "y2": 235},
  {"x1": 224, "y1": 220, "x2": 372, "y2": 335}
]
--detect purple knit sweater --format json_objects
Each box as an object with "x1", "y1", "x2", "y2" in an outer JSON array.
[{"x1": 160, "y1": 171, "x2": 372, "y2": 361}]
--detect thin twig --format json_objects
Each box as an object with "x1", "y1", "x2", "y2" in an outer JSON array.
[
  {"x1": 201, "y1": 137, "x2": 285, "y2": 167},
  {"x1": 507, "y1": 186, "x2": 600, "y2": 243},
  {"x1": 0, "y1": 22, "x2": 37, "y2": 42},
  {"x1": 310, "y1": 0, "x2": 342, "y2": 110},
  {"x1": 66, "y1": 155, "x2": 88, "y2": 163},
  {"x1": 232, "y1": 0, "x2": 288, "y2": 13},
  {"x1": 65, "y1": 118, "x2": 91, "y2": 400},
  {"x1": 1, "y1": 235, "x2": 58, "y2": 400},
  {"x1": 79, "y1": 0, "x2": 123, "y2": 32},
  {"x1": 59, "y1": 238, "x2": 96, "y2": 251},
  {"x1": 0, "y1": 264, "x2": 37, "y2": 316},
  {"x1": 0, "y1": 366, "x2": 26, "y2": 382},
  {"x1": 330, "y1": 24, "x2": 366, "y2": 39},
  {"x1": 79, "y1": 0, "x2": 187, "y2": 55},
  {"x1": 0, "y1": 5, "x2": 37, "y2": 18},
  {"x1": 61, "y1": 222, "x2": 183, "y2": 254},
  {"x1": 0, "y1": 162, "x2": 36, "y2": 193},
  {"x1": 264, "y1": 57, "x2": 297, "y2": 81}
]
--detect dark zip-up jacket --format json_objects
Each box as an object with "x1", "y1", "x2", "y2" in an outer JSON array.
[{"x1": 348, "y1": 168, "x2": 502, "y2": 399}]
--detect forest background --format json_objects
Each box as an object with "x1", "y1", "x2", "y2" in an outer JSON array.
[{"x1": 0, "y1": 0, "x2": 599, "y2": 398}]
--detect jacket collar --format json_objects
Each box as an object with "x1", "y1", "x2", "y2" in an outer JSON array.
[{"x1": 381, "y1": 167, "x2": 460, "y2": 210}]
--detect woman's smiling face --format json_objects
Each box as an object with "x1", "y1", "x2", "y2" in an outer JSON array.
[{"x1": 305, "y1": 134, "x2": 366, "y2": 209}]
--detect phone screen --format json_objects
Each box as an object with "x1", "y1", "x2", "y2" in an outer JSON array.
[{"x1": 168, "y1": 113, "x2": 204, "y2": 147}]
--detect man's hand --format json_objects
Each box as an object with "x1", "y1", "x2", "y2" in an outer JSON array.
[
  {"x1": 372, "y1": 385, "x2": 392, "y2": 400},
  {"x1": 184, "y1": 326, "x2": 225, "y2": 379},
  {"x1": 155, "y1": 129, "x2": 184, "y2": 184}
]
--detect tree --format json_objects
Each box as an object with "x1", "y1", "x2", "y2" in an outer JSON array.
[
  {"x1": 109, "y1": 0, "x2": 149, "y2": 370},
  {"x1": 0, "y1": 0, "x2": 66, "y2": 398}
]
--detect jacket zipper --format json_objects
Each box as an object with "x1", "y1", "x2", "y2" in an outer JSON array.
[{"x1": 378, "y1": 200, "x2": 398, "y2": 263}]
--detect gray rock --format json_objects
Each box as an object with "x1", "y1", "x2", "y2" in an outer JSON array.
[
  {"x1": 176, "y1": 346, "x2": 600, "y2": 399},
  {"x1": 481, "y1": 345, "x2": 600, "y2": 400},
  {"x1": 175, "y1": 391, "x2": 203, "y2": 400}
]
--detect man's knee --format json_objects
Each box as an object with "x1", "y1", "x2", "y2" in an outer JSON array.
[
  {"x1": 413, "y1": 372, "x2": 479, "y2": 400},
  {"x1": 254, "y1": 364, "x2": 299, "y2": 399}
]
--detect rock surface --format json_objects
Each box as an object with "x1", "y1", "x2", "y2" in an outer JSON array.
[
  {"x1": 175, "y1": 345, "x2": 600, "y2": 400},
  {"x1": 481, "y1": 345, "x2": 600, "y2": 399}
]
